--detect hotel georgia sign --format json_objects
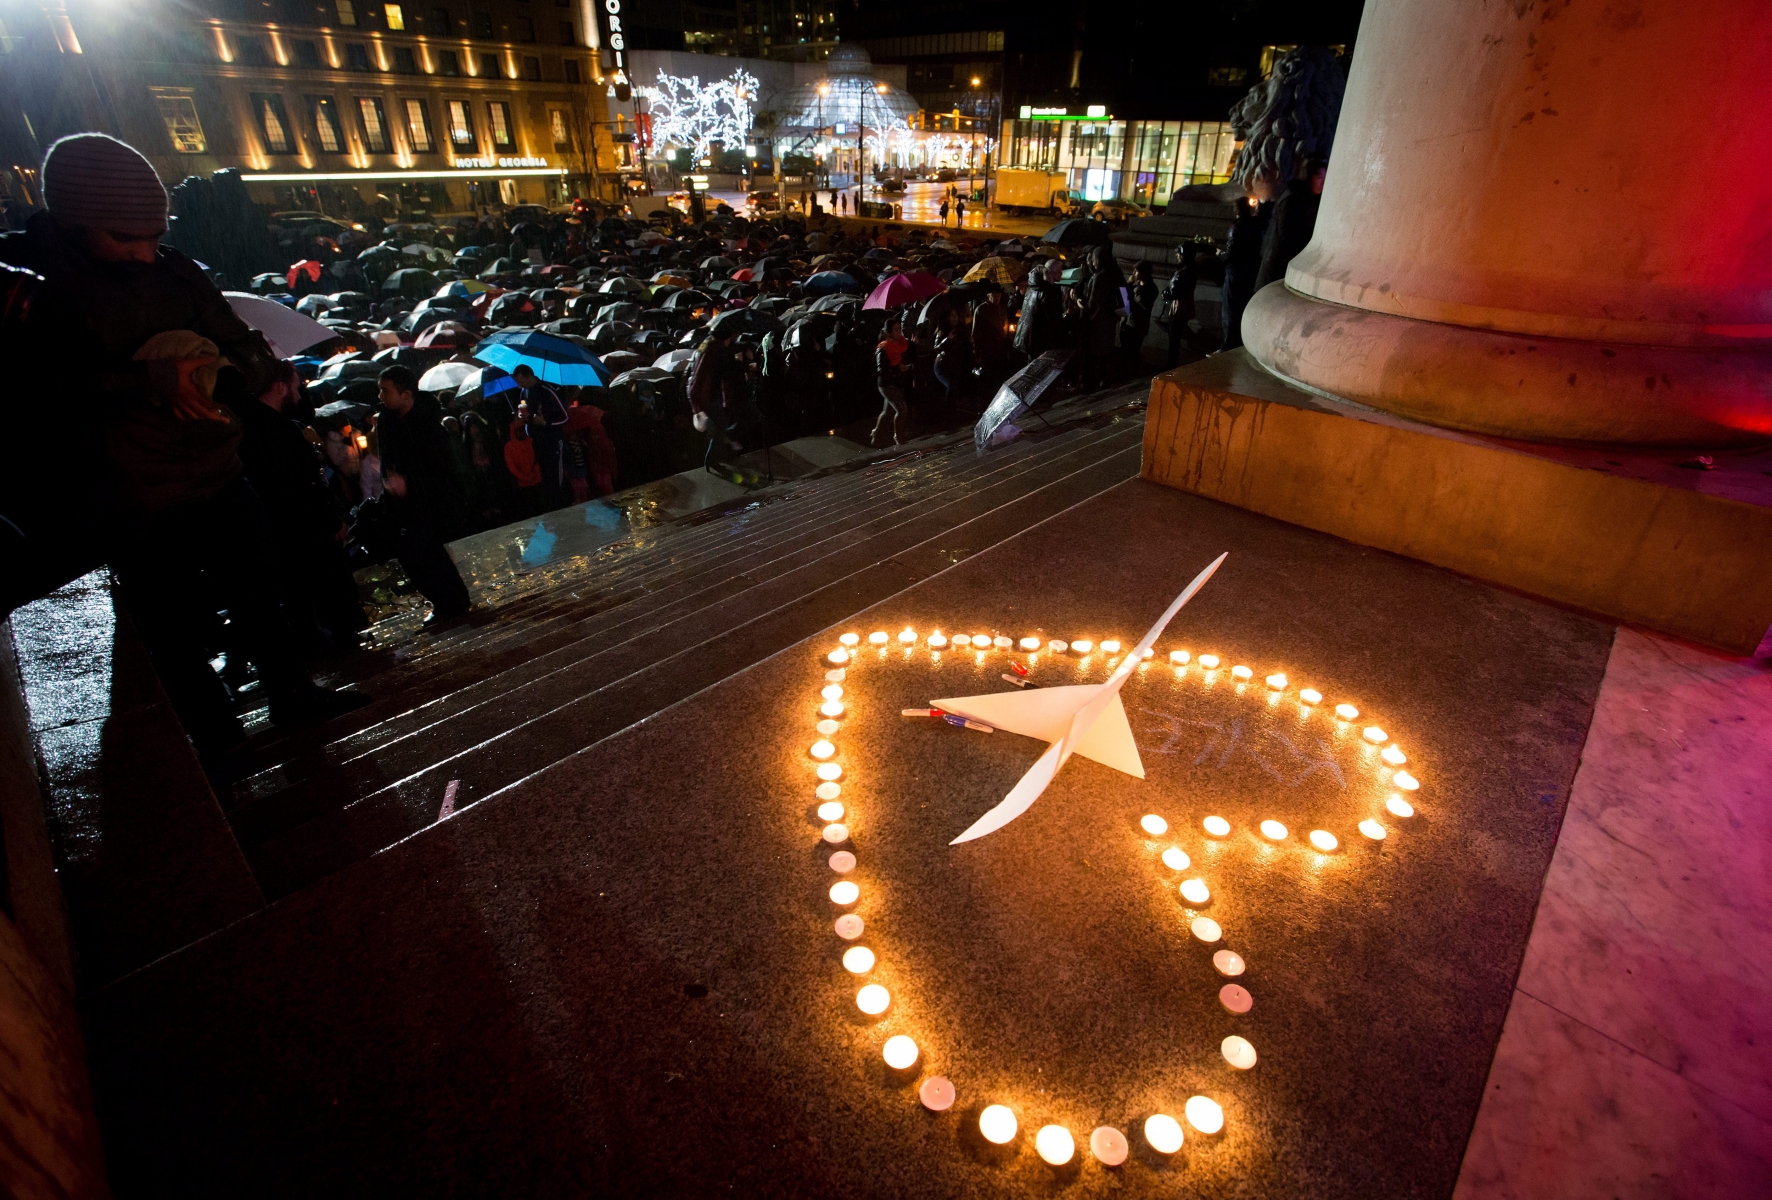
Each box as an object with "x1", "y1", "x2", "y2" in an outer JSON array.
[{"x1": 452, "y1": 156, "x2": 552, "y2": 169}]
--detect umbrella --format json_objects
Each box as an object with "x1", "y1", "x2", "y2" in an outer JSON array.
[
  {"x1": 588, "y1": 320, "x2": 638, "y2": 351},
  {"x1": 600, "y1": 276, "x2": 650, "y2": 295},
  {"x1": 418, "y1": 361, "x2": 477, "y2": 393},
  {"x1": 597, "y1": 300, "x2": 645, "y2": 324},
  {"x1": 286, "y1": 259, "x2": 324, "y2": 288},
  {"x1": 541, "y1": 317, "x2": 592, "y2": 337},
  {"x1": 651, "y1": 272, "x2": 692, "y2": 287},
  {"x1": 700, "y1": 256, "x2": 736, "y2": 271},
  {"x1": 472, "y1": 329, "x2": 612, "y2": 387},
  {"x1": 600, "y1": 350, "x2": 647, "y2": 374},
  {"x1": 381, "y1": 267, "x2": 440, "y2": 297},
  {"x1": 661, "y1": 289, "x2": 715, "y2": 311},
  {"x1": 863, "y1": 272, "x2": 946, "y2": 310},
  {"x1": 611, "y1": 366, "x2": 676, "y2": 388},
  {"x1": 783, "y1": 313, "x2": 841, "y2": 351},
  {"x1": 707, "y1": 307, "x2": 785, "y2": 338},
  {"x1": 312, "y1": 399, "x2": 372, "y2": 428},
  {"x1": 222, "y1": 291, "x2": 337, "y2": 358},
  {"x1": 438, "y1": 279, "x2": 490, "y2": 298},
  {"x1": 294, "y1": 294, "x2": 337, "y2": 317},
  {"x1": 479, "y1": 258, "x2": 519, "y2": 279},
  {"x1": 414, "y1": 320, "x2": 477, "y2": 349},
  {"x1": 974, "y1": 349, "x2": 1075, "y2": 453},
  {"x1": 454, "y1": 365, "x2": 519, "y2": 404},
  {"x1": 730, "y1": 268, "x2": 756, "y2": 282},
  {"x1": 963, "y1": 257, "x2": 1028, "y2": 287},
  {"x1": 1041, "y1": 218, "x2": 1115, "y2": 248},
  {"x1": 653, "y1": 348, "x2": 695, "y2": 374},
  {"x1": 486, "y1": 292, "x2": 540, "y2": 325},
  {"x1": 805, "y1": 270, "x2": 861, "y2": 296},
  {"x1": 807, "y1": 294, "x2": 863, "y2": 315}
]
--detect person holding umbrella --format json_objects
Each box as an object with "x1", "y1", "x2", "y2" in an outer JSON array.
[
  {"x1": 511, "y1": 364, "x2": 570, "y2": 509},
  {"x1": 376, "y1": 365, "x2": 472, "y2": 627}
]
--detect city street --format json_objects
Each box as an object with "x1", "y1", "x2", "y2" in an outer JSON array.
[{"x1": 706, "y1": 178, "x2": 1062, "y2": 237}]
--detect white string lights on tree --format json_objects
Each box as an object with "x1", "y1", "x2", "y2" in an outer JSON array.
[{"x1": 636, "y1": 68, "x2": 758, "y2": 160}]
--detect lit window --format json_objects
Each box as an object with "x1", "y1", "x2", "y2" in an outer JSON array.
[
  {"x1": 447, "y1": 99, "x2": 477, "y2": 151},
  {"x1": 309, "y1": 96, "x2": 345, "y2": 152},
  {"x1": 487, "y1": 100, "x2": 514, "y2": 149},
  {"x1": 336, "y1": 0, "x2": 357, "y2": 26},
  {"x1": 405, "y1": 99, "x2": 435, "y2": 152},
  {"x1": 151, "y1": 88, "x2": 206, "y2": 154},
  {"x1": 550, "y1": 108, "x2": 569, "y2": 149},
  {"x1": 252, "y1": 92, "x2": 293, "y2": 153},
  {"x1": 384, "y1": 4, "x2": 404, "y2": 29},
  {"x1": 358, "y1": 96, "x2": 390, "y2": 151}
]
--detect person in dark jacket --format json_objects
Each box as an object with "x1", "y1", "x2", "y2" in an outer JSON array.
[
  {"x1": 1219, "y1": 196, "x2": 1269, "y2": 350},
  {"x1": 1076, "y1": 245, "x2": 1126, "y2": 389},
  {"x1": 1013, "y1": 261, "x2": 1064, "y2": 360},
  {"x1": 238, "y1": 361, "x2": 368, "y2": 651},
  {"x1": 1118, "y1": 260, "x2": 1159, "y2": 373},
  {"x1": 688, "y1": 328, "x2": 744, "y2": 469},
  {"x1": 0, "y1": 133, "x2": 365, "y2": 754},
  {"x1": 376, "y1": 365, "x2": 472, "y2": 625},
  {"x1": 1253, "y1": 168, "x2": 1324, "y2": 293},
  {"x1": 512, "y1": 364, "x2": 569, "y2": 509},
  {"x1": 1160, "y1": 242, "x2": 1200, "y2": 368}
]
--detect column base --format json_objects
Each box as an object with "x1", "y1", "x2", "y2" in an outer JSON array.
[
  {"x1": 1241, "y1": 283, "x2": 1772, "y2": 448},
  {"x1": 1141, "y1": 350, "x2": 1772, "y2": 653}
]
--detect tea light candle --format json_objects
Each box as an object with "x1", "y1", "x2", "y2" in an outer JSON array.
[
  {"x1": 817, "y1": 800, "x2": 845, "y2": 822},
  {"x1": 1212, "y1": 949, "x2": 1245, "y2": 976},
  {"x1": 1170, "y1": 650, "x2": 1190, "y2": 664},
  {"x1": 1180, "y1": 879, "x2": 1211, "y2": 904},
  {"x1": 979, "y1": 1105, "x2": 1018, "y2": 1145},
  {"x1": 821, "y1": 823, "x2": 849, "y2": 843},
  {"x1": 824, "y1": 668, "x2": 846, "y2": 683},
  {"x1": 827, "y1": 648, "x2": 850, "y2": 665},
  {"x1": 816, "y1": 719, "x2": 840, "y2": 735},
  {"x1": 1191, "y1": 917, "x2": 1222, "y2": 942},
  {"x1": 1141, "y1": 647, "x2": 1154, "y2": 659},
  {"x1": 1100, "y1": 639, "x2": 1121, "y2": 653},
  {"x1": 953, "y1": 634, "x2": 972, "y2": 647},
  {"x1": 1219, "y1": 983, "x2": 1253, "y2": 1013},
  {"x1": 810, "y1": 739, "x2": 836, "y2": 760},
  {"x1": 839, "y1": 632, "x2": 859, "y2": 647},
  {"x1": 1231, "y1": 664, "x2": 1253, "y2": 681},
  {"x1": 1394, "y1": 770, "x2": 1420, "y2": 791},
  {"x1": 835, "y1": 914, "x2": 864, "y2": 939},
  {"x1": 1381, "y1": 745, "x2": 1407, "y2": 765},
  {"x1": 1335, "y1": 703, "x2": 1358, "y2": 720},
  {"x1": 883, "y1": 1035, "x2": 919, "y2": 1070},
  {"x1": 1203, "y1": 815, "x2": 1231, "y2": 837},
  {"x1": 1222, "y1": 1036, "x2": 1257, "y2": 1069},
  {"x1": 992, "y1": 636, "x2": 1012, "y2": 649},
  {"x1": 1070, "y1": 639, "x2": 1094, "y2": 653},
  {"x1": 816, "y1": 763, "x2": 842, "y2": 781},
  {"x1": 856, "y1": 984, "x2": 889, "y2": 1015},
  {"x1": 821, "y1": 684, "x2": 843, "y2": 701},
  {"x1": 1049, "y1": 639, "x2": 1068, "y2": 653},
  {"x1": 1185, "y1": 1096, "x2": 1225, "y2": 1135},
  {"x1": 829, "y1": 850, "x2": 856, "y2": 873},
  {"x1": 972, "y1": 634, "x2": 991, "y2": 647},
  {"x1": 1161, "y1": 847, "x2": 1190, "y2": 870},
  {"x1": 842, "y1": 946, "x2": 875, "y2": 973},
  {"x1": 1358, "y1": 818, "x2": 1387, "y2": 840},
  {"x1": 1019, "y1": 636, "x2": 1041, "y2": 651},
  {"x1": 816, "y1": 781, "x2": 841, "y2": 801},
  {"x1": 1266, "y1": 673, "x2": 1287, "y2": 690},
  {"x1": 1035, "y1": 1125, "x2": 1075, "y2": 1166},
  {"x1": 1259, "y1": 819, "x2": 1288, "y2": 841},
  {"x1": 928, "y1": 632, "x2": 948, "y2": 648},
  {"x1": 1363, "y1": 726, "x2": 1388, "y2": 744},
  {"x1": 1090, "y1": 1126, "x2": 1128, "y2": 1166},
  {"x1": 868, "y1": 631, "x2": 888, "y2": 645},
  {"x1": 829, "y1": 880, "x2": 859, "y2": 904},
  {"x1": 897, "y1": 628, "x2": 917, "y2": 645},
  {"x1": 1300, "y1": 688, "x2": 1323, "y2": 705},
  {"x1": 1308, "y1": 829, "x2": 1338, "y2": 852},
  {"x1": 1198, "y1": 654, "x2": 1221, "y2": 670},
  {"x1": 820, "y1": 702, "x2": 844, "y2": 719},
  {"x1": 1140, "y1": 814, "x2": 1169, "y2": 836},
  {"x1": 1143, "y1": 1114, "x2": 1184, "y2": 1154},
  {"x1": 1386, "y1": 796, "x2": 1415, "y2": 818},
  {"x1": 919, "y1": 1076, "x2": 955, "y2": 1111}
]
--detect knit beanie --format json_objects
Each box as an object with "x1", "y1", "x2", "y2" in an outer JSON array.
[{"x1": 41, "y1": 133, "x2": 169, "y2": 236}]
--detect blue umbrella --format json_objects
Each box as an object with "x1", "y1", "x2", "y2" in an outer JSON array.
[
  {"x1": 471, "y1": 329, "x2": 612, "y2": 387},
  {"x1": 804, "y1": 270, "x2": 862, "y2": 296}
]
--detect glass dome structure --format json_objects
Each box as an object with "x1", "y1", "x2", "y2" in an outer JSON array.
[{"x1": 776, "y1": 45, "x2": 920, "y2": 135}]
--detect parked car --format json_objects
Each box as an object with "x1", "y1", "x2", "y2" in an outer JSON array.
[{"x1": 1091, "y1": 198, "x2": 1151, "y2": 225}]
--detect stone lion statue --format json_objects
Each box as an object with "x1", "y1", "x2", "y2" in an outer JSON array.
[{"x1": 1229, "y1": 46, "x2": 1348, "y2": 195}]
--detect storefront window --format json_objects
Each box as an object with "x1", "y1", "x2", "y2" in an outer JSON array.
[
  {"x1": 151, "y1": 88, "x2": 206, "y2": 154},
  {"x1": 487, "y1": 100, "x2": 514, "y2": 150},
  {"x1": 404, "y1": 99, "x2": 435, "y2": 152},
  {"x1": 309, "y1": 96, "x2": 345, "y2": 152},
  {"x1": 252, "y1": 93, "x2": 294, "y2": 154},
  {"x1": 446, "y1": 99, "x2": 477, "y2": 152},
  {"x1": 357, "y1": 96, "x2": 391, "y2": 152}
]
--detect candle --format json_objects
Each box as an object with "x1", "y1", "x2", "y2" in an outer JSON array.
[
  {"x1": 816, "y1": 763, "x2": 842, "y2": 781},
  {"x1": 829, "y1": 850, "x2": 856, "y2": 873},
  {"x1": 1212, "y1": 949, "x2": 1246, "y2": 976},
  {"x1": 834, "y1": 914, "x2": 863, "y2": 939},
  {"x1": 952, "y1": 633, "x2": 972, "y2": 647},
  {"x1": 1198, "y1": 654, "x2": 1220, "y2": 670},
  {"x1": 1203, "y1": 815, "x2": 1231, "y2": 837},
  {"x1": 919, "y1": 1076, "x2": 955, "y2": 1111},
  {"x1": 1266, "y1": 672, "x2": 1287, "y2": 690},
  {"x1": 928, "y1": 632, "x2": 948, "y2": 649},
  {"x1": 979, "y1": 1105, "x2": 1018, "y2": 1145},
  {"x1": 1222, "y1": 1036, "x2": 1257, "y2": 1069},
  {"x1": 856, "y1": 984, "x2": 890, "y2": 1015},
  {"x1": 1362, "y1": 726, "x2": 1387, "y2": 744},
  {"x1": 841, "y1": 946, "x2": 875, "y2": 974},
  {"x1": 821, "y1": 823, "x2": 849, "y2": 844},
  {"x1": 1358, "y1": 818, "x2": 1387, "y2": 840},
  {"x1": 809, "y1": 739, "x2": 835, "y2": 760},
  {"x1": 868, "y1": 631, "x2": 888, "y2": 645},
  {"x1": 1231, "y1": 665, "x2": 1253, "y2": 681},
  {"x1": 1191, "y1": 917, "x2": 1221, "y2": 942},
  {"x1": 1185, "y1": 1096, "x2": 1225, "y2": 1135},
  {"x1": 819, "y1": 703, "x2": 844, "y2": 720},
  {"x1": 1218, "y1": 983, "x2": 1253, "y2": 1013},
  {"x1": 829, "y1": 880, "x2": 859, "y2": 904},
  {"x1": 1299, "y1": 688, "x2": 1323, "y2": 705},
  {"x1": 897, "y1": 628, "x2": 917, "y2": 645},
  {"x1": 1259, "y1": 819, "x2": 1288, "y2": 841},
  {"x1": 1161, "y1": 847, "x2": 1190, "y2": 870},
  {"x1": 1048, "y1": 639, "x2": 1068, "y2": 653},
  {"x1": 817, "y1": 801, "x2": 845, "y2": 822},
  {"x1": 1335, "y1": 703, "x2": 1358, "y2": 720},
  {"x1": 1143, "y1": 1114, "x2": 1184, "y2": 1154},
  {"x1": 1393, "y1": 770, "x2": 1420, "y2": 791},
  {"x1": 816, "y1": 719, "x2": 840, "y2": 735},
  {"x1": 1180, "y1": 879, "x2": 1211, "y2": 904},
  {"x1": 1308, "y1": 829, "x2": 1338, "y2": 852},
  {"x1": 1381, "y1": 745, "x2": 1407, "y2": 765},
  {"x1": 1140, "y1": 814, "x2": 1169, "y2": 836},
  {"x1": 1019, "y1": 636, "x2": 1041, "y2": 651},
  {"x1": 1071, "y1": 639, "x2": 1094, "y2": 654},
  {"x1": 821, "y1": 684, "x2": 843, "y2": 701},
  {"x1": 1170, "y1": 650, "x2": 1190, "y2": 664},
  {"x1": 883, "y1": 1035, "x2": 918, "y2": 1070},
  {"x1": 839, "y1": 632, "x2": 859, "y2": 647},
  {"x1": 1035, "y1": 1125, "x2": 1075, "y2": 1166},
  {"x1": 816, "y1": 782, "x2": 841, "y2": 801},
  {"x1": 992, "y1": 636, "x2": 1012, "y2": 649},
  {"x1": 825, "y1": 668, "x2": 846, "y2": 683},
  {"x1": 972, "y1": 634, "x2": 991, "y2": 648},
  {"x1": 1100, "y1": 639, "x2": 1121, "y2": 653},
  {"x1": 1089, "y1": 1126, "x2": 1128, "y2": 1166},
  {"x1": 1141, "y1": 647, "x2": 1155, "y2": 659},
  {"x1": 1386, "y1": 796, "x2": 1415, "y2": 818},
  {"x1": 827, "y1": 648, "x2": 849, "y2": 665}
]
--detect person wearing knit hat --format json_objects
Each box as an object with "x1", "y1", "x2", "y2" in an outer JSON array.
[{"x1": 0, "y1": 132, "x2": 372, "y2": 754}]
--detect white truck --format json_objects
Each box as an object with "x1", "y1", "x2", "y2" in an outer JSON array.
[{"x1": 993, "y1": 168, "x2": 1073, "y2": 215}]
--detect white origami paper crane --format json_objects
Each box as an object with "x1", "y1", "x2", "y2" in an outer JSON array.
[{"x1": 937, "y1": 553, "x2": 1228, "y2": 845}]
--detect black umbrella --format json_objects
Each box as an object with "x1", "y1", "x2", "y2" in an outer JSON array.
[
  {"x1": 974, "y1": 350, "x2": 1075, "y2": 453},
  {"x1": 807, "y1": 294, "x2": 861, "y2": 316},
  {"x1": 597, "y1": 300, "x2": 646, "y2": 323},
  {"x1": 783, "y1": 313, "x2": 841, "y2": 351},
  {"x1": 662, "y1": 289, "x2": 715, "y2": 311},
  {"x1": 380, "y1": 267, "x2": 439, "y2": 297},
  {"x1": 1041, "y1": 218, "x2": 1115, "y2": 248},
  {"x1": 708, "y1": 307, "x2": 785, "y2": 338}
]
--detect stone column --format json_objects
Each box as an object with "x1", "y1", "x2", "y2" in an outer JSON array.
[{"x1": 1242, "y1": 0, "x2": 1772, "y2": 446}]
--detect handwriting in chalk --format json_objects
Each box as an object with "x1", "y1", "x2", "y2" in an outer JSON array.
[{"x1": 1137, "y1": 709, "x2": 1345, "y2": 790}]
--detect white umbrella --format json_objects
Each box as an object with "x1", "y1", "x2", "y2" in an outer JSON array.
[
  {"x1": 653, "y1": 348, "x2": 695, "y2": 374},
  {"x1": 418, "y1": 361, "x2": 476, "y2": 393},
  {"x1": 223, "y1": 291, "x2": 336, "y2": 358}
]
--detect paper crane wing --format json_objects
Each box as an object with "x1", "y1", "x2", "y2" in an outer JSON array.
[{"x1": 946, "y1": 552, "x2": 1228, "y2": 845}]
